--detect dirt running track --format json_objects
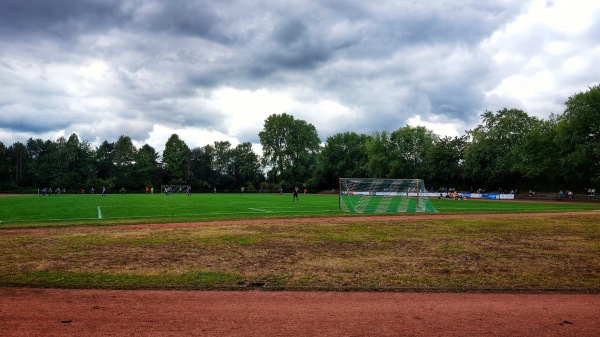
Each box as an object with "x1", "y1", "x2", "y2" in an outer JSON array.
[{"x1": 1, "y1": 288, "x2": 599, "y2": 337}]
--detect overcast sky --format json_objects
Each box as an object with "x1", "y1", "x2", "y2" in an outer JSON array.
[{"x1": 1, "y1": 0, "x2": 599, "y2": 155}]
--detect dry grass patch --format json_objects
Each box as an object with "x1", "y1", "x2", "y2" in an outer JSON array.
[{"x1": 1, "y1": 214, "x2": 599, "y2": 291}]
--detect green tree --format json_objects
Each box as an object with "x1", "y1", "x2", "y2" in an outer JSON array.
[
  {"x1": 64, "y1": 133, "x2": 95, "y2": 189},
  {"x1": 96, "y1": 140, "x2": 115, "y2": 181},
  {"x1": 162, "y1": 134, "x2": 191, "y2": 184},
  {"x1": 463, "y1": 108, "x2": 538, "y2": 190},
  {"x1": 25, "y1": 138, "x2": 49, "y2": 187},
  {"x1": 426, "y1": 136, "x2": 466, "y2": 190},
  {"x1": 6, "y1": 142, "x2": 27, "y2": 187},
  {"x1": 212, "y1": 141, "x2": 233, "y2": 176},
  {"x1": 113, "y1": 135, "x2": 138, "y2": 189},
  {"x1": 390, "y1": 125, "x2": 438, "y2": 178},
  {"x1": 259, "y1": 113, "x2": 320, "y2": 187},
  {"x1": 189, "y1": 145, "x2": 215, "y2": 191},
  {"x1": 134, "y1": 144, "x2": 160, "y2": 190},
  {"x1": 231, "y1": 142, "x2": 263, "y2": 189},
  {"x1": 511, "y1": 117, "x2": 560, "y2": 190},
  {"x1": 0, "y1": 142, "x2": 9, "y2": 188},
  {"x1": 365, "y1": 131, "x2": 395, "y2": 178},
  {"x1": 556, "y1": 84, "x2": 600, "y2": 189},
  {"x1": 315, "y1": 132, "x2": 371, "y2": 189}
]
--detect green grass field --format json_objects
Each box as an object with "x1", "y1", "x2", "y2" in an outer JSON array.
[{"x1": 0, "y1": 193, "x2": 599, "y2": 229}]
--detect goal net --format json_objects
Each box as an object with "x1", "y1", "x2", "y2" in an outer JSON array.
[
  {"x1": 339, "y1": 178, "x2": 437, "y2": 213},
  {"x1": 160, "y1": 185, "x2": 191, "y2": 194}
]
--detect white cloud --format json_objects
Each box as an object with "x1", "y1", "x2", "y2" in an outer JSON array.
[
  {"x1": 481, "y1": 0, "x2": 600, "y2": 117},
  {"x1": 407, "y1": 114, "x2": 465, "y2": 138}
]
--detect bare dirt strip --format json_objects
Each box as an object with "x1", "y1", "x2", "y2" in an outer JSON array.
[
  {"x1": 1, "y1": 288, "x2": 599, "y2": 337},
  {"x1": 3, "y1": 211, "x2": 600, "y2": 235},
  {"x1": 1, "y1": 212, "x2": 600, "y2": 336}
]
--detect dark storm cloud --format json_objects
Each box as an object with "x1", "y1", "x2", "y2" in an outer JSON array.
[
  {"x1": 1, "y1": 0, "x2": 598, "y2": 152},
  {"x1": 0, "y1": 0, "x2": 132, "y2": 40}
]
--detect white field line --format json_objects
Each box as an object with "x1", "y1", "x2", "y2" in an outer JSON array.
[
  {"x1": 97, "y1": 206, "x2": 102, "y2": 219},
  {"x1": 248, "y1": 208, "x2": 273, "y2": 213}
]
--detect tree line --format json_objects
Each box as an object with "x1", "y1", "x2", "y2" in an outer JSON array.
[{"x1": 1, "y1": 85, "x2": 598, "y2": 194}]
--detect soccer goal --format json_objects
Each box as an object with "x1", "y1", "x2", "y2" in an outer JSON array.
[
  {"x1": 338, "y1": 178, "x2": 437, "y2": 213},
  {"x1": 160, "y1": 185, "x2": 191, "y2": 194}
]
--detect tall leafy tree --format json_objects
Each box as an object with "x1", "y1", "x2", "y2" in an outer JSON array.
[
  {"x1": 189, "y1": 145, "x2": 215, "y2": 190},
  {"x1": 0, "y1": 142, "x2": 9, "y2": 188},
  {"x1": 259, "y1": 113, "x2": 320, "y2": 187},
  {"x1": 25, "y1": 138, "x2": 49, "y2": 187},
  {"x1": 365, "y1": 131, "x2": 395, "y2": 178},
  {"x1": 113, "y1": 135, "x2": 138, "y2": 189},
  {"x1": 96, "y1": 141, "x2": 115, "y2": 181},
  {"x1": 511, "y1": 117, "x2": 560, "y2": 190},
  {"x1": 7, "y1": 142, "x2": 27, "y2": 186},
  {"x1": 315, "y1": 132, "x2": 371, "y2": 189},
  {"x1": 209, "y1": 141, "x2": 235, "y2": 189},
  {"x1": 212, "y1": 141, "x2": 233, "y2": 176},
  {"x1": 463, "y1": 108, "x2": 538, "y2": 190},
  {"x1": 162, "y1": 134, "x2": 191, "y2": 184},
  {"x1": 556, "y1": 84, "x2": 600, "y2": 189},
  {"x1": 390, "y1": 125, "x2": 438, "y2": 178},
  {"x1": 231, "y1": 142, "x2": 263, "y2": 189},
  {"x1": 134, "y1": 144, "x2": 160, "y2": 190},
  {"x1": 426, "y1": 136, "x2": 466, "y2": 190},
  {"x1": 64, "y1": 133, "x2": 95, "y2": 189}
]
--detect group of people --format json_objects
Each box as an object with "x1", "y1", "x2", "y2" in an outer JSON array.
[
  {"x1": 80, "y1": 186, "x2": 106, "y2": 197},
  {"x1": 40, "y1": 187, "x2": 65, "y2": 196},
  {"x1": 41, "y1": 187, "x2": 107, "y2": 197}
]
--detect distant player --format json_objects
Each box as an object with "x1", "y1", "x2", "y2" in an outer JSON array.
[
  {"x1": 293, "y1": 186, "x2": 299, "y2": 202},
  {"x1": 187, "y1": 185, "x2": 192, "y2": 196},
  {"x1": 101, "y1": 186, "x2": 106, "y2": 197},
  {"x1": 241, "y1": 186, "x2": 245, "y2": 195}
]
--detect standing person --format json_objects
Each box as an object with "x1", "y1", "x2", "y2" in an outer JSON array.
[
  {"x1": 293, "y1": 186, "x2": 299, "y2": 202},
  {"x1": 187, "y1": 185, "x2": 192, "y2": 196},
  {"x1": 151, "y1": 187, "x2": 154, "y2": 194},
  {"x1": 241, "y1": 186, "x2": 245, "y2": 195},
  {"x1": 303, "y1": 188, "x2": 307, "y2": 195},
  {"x1": 213, "y1": 187, "x2": 216, "y2": 193},
  {"x1": 145, "y1": 186, "x2": 149, "y2": 194},
  {"x1": 101, "y1": 186, "x2": 106, "y2": 198},
  {"x1": 279, "y1": 187, "x2": 283, "y2": 195}
]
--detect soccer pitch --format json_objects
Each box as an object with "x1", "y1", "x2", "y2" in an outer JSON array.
[
  {"x1": 0, "y1": 193, "x2": 340, "y2": 226},
  {"x1": 0, "y1": 193, "x2": 598, "y2": 228}
]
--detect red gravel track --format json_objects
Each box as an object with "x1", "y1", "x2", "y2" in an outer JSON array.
[{"x1": 1, "y1": 288, "x2": 599, "y2": 336}]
